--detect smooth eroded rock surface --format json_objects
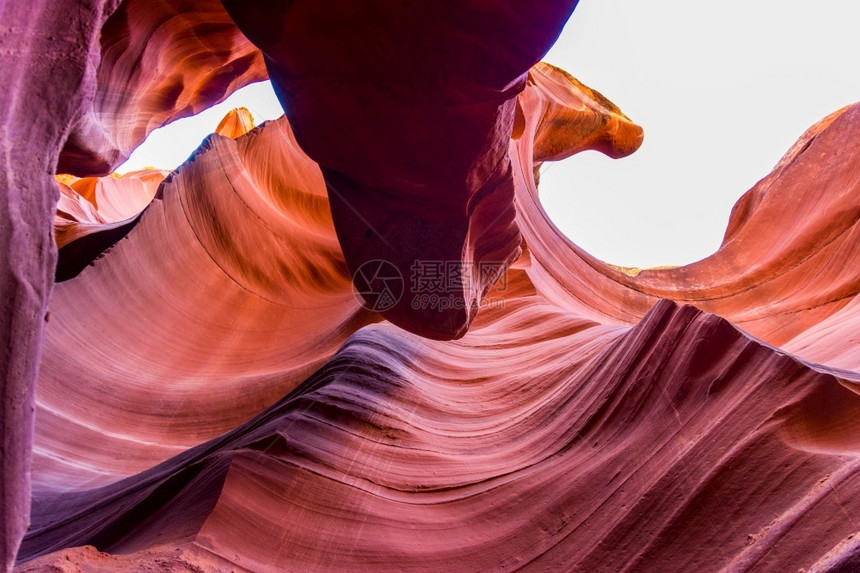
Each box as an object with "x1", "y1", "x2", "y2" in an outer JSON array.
[
  {"x1": 57, "y1": 0, "x2": 267, "y2": 176},
  {"x1": 18, "y1": 87, "x2": 860, "y2": 573},
  {"x1": 2, "y1": 2, "x2": 858, "y2": 572},
  {"x1": 0, "y1": 2, "x2": 122, "y2": 569}
]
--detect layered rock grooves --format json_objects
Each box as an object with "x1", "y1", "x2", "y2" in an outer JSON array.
[
  {"x1": 57, "y1": 0, "x2": 267, "y2": 177},
  {"x1": 515, "y1": 79, "x2": 860, "y2": 348},
  {"x1": 13, "y1": 60, "x2": 860, "y2": 570},
  {"x1": 54, "y1": 170, "x2": 168, "y2": 282},
  {"x1": 2, "y1": 2, "x2": 858, "y2": 572},
  {"x1": 36, "y1": 116, "x2": 371, "y2": 493},
  {"x1": 53, "y1": 107, "x2": 255, "y2": 283},
  {"x1": 1, "y1": 3, "x2": 266, "y2": 567},
  {"x1": 20, "y1": 298, "x2": 860, "y2": 572}
]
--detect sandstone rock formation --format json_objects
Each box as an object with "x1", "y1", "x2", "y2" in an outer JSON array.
[
  {"x1": 214, "y1": 107, "x2": 256, "y2": 139},
  {"x1": 58, "y1": 0, "x2": 267, "y2": 176},
  {"x1": 1, "y1": 2, "x2": 266, "y2": 566},
  {"x1": 1, "y1": 1, "x2": 858, "y2": 572},
  {"x1": 0, "y1": 3, "x2": 121, "y2": 570},
  {"x1": 222, "y1": 0, "x2": 581, "y2": 339},
  {"x1": 15, "y1": 76, "x2": 860, "y2": 573}
]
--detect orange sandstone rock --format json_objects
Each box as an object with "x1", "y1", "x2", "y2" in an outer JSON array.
[
  {"x1": 18, "y1": 75, "x2": 860, "y2": 572},
  {"x1": 1, "y1": 2, "x2": 858, "y2": 572},
  {"x1": 57, "y1": 0, "x2": 267, "y2": 176},
  {"x1": 215, "y1": 107, "x2": 256, "y2": 139}
]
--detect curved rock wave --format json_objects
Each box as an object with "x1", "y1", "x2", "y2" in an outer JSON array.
[
  {"x1": 20, "y1": 59, "x2": 860, "y2": 570},
  {"x1": 19, "y1": 300, "x2": 860, "y2": 571},
  {"x1": 54, "y1": 170, "x2": 168, "y2": 281},
  {"x1": 37, "y1": 114, "x2": 373, "y2": 492},
  {"x1": 57, "y1": 0, "x2": 267, "y2": 176},
  {"x1": 517, "y1": 98, "x2": 860, "y2": 349},
  {"x1": 53, "y1": 107, "x2": 261, "y2": 282},
  {"x1": 3, "y1": 0, "x2": 857, "y2": 569}
]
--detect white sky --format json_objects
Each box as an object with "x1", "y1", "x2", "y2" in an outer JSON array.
[
  {"x1": 541, "y1": 0, "x2": 860, "y2": 267},
  {"x1": 117, "y1": 81, "x2": 284, "y2": 173},
  {"x1": 118, "y1": 0, "x2": 860, "y2": 268}
]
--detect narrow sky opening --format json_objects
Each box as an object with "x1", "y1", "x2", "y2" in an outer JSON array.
[{"x1": 116, "y1": 81, "x2": 284, "y2": 173}]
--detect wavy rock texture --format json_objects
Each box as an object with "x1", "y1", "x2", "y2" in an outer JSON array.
[
  {"x1": 55, "y1": 171, "x2": 168, "y2": 243},
  {"x1": 3, "y1": 3, "x2": 267, "y2": 563},
  {"x1": 35, "y1": 113, "x2": 371, "y2": 493},
  {"x1": 3, "y1": 2, "x2": 859, "y2": 572},
  {"x1": 515, "y1": 89, "x2": 860, "y2": 347},
  {"x1": 14, "y1": 52, "x2": 860, "y2": 571},
  {"x1": 57, "y1": 0, "x2": 267, "y2": 176},
  {"x1": 54, "y1": 170, "x2": 168, "y2": 282},
  {"x1": 53, "y1": 108, "x2": 256, "y2": 282}
]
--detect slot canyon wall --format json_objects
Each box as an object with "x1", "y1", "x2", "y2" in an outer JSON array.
[{"x1": 1, "y1": 1, "x2": 859, "y2": 571}]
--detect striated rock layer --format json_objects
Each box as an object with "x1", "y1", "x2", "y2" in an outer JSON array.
[
  {"x1": 36, "y1": 114, "x2": 370, "y2": 491},
  {"x1": 28, "y1": 61, "x2": 645, "y2": 495},
  {"x1": 20, "y1": 300, "x2": 860, "y2": 572},
  {"x1": 58, "y1": 0, "x2": 267, "y2": 176},
  {"x1": 1, "y1": 2, "x2": 859, "y2": 572},
  {"x1": 1, "y1": 1, "x2": 265, "y2": 567},
  {"x1": 16, "y1": 70, "x2": 860, "y2": 573}
]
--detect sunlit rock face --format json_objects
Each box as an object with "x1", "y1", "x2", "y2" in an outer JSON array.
[
  {"x1": 57, "y1": 0, "x2": 267, "y2": 177},
  {"x1": 214, "y1": 106, "x2": 256, "y2": 139},
  {"x1": 54, "y1": 170, "x2": 168, "y2": 281},
  {"x1": 1, "y1": 1, "x2": 859, "y2": 572}
]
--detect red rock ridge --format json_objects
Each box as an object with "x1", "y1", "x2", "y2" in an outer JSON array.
[
  {"x1": 57, "y1": 0, "x2": 267, "y2": 177},
  {"x1": 17, "y1": 86, "x2": 860, "y2": 573},
  {"x1": 1, "y1": 1, "x2": 858, "y2": 571}
]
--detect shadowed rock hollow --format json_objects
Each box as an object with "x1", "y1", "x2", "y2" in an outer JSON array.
[{"x1": 1, "y1": 1, "x2": 858, "y2": 572}]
